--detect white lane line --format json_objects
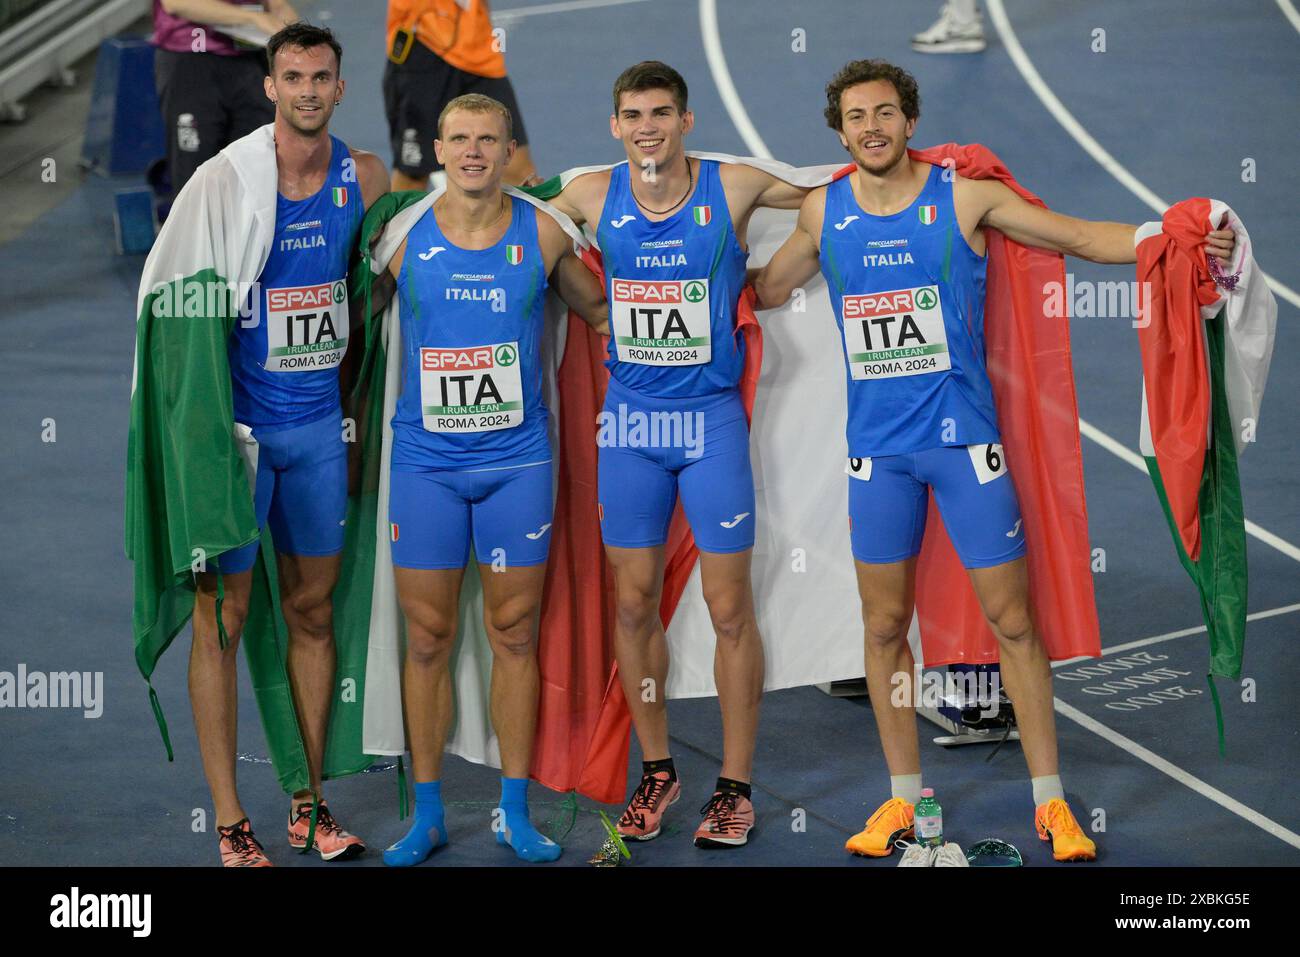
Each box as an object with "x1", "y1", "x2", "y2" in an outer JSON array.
[
  {"x1": 704, "y1": 0, "x2": 1300, "y2": 566},
  {"x1": 1078, "y1": 418, "x2": 1300, "y2": 564},
  {"x1": 1276, "y1": 0, "x2": 1300, "y2": 33},
  {"x1": 986, "y1": 0, "x2": 1300, "y2": 311},
  {"x1": 1052, "y1": 602, "x2": 1300, "y2": 667},
  {"x1": 494, "y1": 0, "x2": 649, "y2": 21},
  {"x1": 1078, "y1": 418, "x2": 1146, "y2": 471},
  {"x1": 1054, "y1": 698, "x2": 1300, "y2": 851},
  {"x1": 699, "y1": 0, "x2": 773, "y2": 159}
]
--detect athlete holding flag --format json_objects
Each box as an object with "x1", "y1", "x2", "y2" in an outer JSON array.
[
  {"x1": 542, "y1": 62, "x2": 816, "y2": 849},
  {"x1": 187, "y1": 24, "x2": 388, "y2": 865},
  {"x1": 379, "y1": 93, "x2": 607, "y2": 866},
  {"x1": 753, "y1": 60, "x2": 1235, "y2": 862}
]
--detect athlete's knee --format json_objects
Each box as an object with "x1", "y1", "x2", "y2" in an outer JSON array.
[
  {"x1": 614, "y1": 578, "x2": 660, "y2": 635},
  {"x1": 283, "y1": 586, "x2": 334, "y2": 643},
  {"x1": 862, "y1": 605, "x2": 910, "y2": 649},
  {"x1": 485, "y1": 602, "x2": 539, "y2": 658},
  {"x1": 403, "y1": 605, "x2": 458, "y2": 665},
  {"x1": 987, "y1": 601, "x2": 1033, "y2": 644},
  {"x1": 193, "y1": 582, "x2": 249, "y2": 653},
  {"x1": 702, "y1": 582, "x2": 754, "y2": 647}
]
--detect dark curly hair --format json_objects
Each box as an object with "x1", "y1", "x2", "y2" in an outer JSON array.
[
  {"x1": 266, "y1": 22, "x2": 343, "y2": 75},
  {"x1": 823, "y1": 59, "x2": 920, "y2": 130}
]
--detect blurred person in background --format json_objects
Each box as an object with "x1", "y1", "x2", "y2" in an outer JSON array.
[
  {"x1": 384, "y1": 0, "x2": 536, "y2": 190},
  {"x1": 153, "y1": 1, "x2": 300, "y2": 205}
]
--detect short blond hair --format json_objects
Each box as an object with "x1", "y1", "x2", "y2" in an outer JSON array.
[{"x1": 437, "y1": 93, "x2": 514, "y2": 141}]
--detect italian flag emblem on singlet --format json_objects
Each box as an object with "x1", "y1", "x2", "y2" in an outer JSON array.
[
  {"x1": 693, "y1": 205, "x2": 711, "y2": 226},
  {"x1": 918, "y1": 204, "x2": 937, "y2": 225},
  {"x1": 506, "y1": 244, "x2": 524, "y2": 265},
  {"x1": 332, "y1": 187, "x2": 347, "y2": 207}
]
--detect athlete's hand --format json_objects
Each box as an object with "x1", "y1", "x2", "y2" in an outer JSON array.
[
  {"x1": 1205, "y1": 228, "x2": 1235, "y2": 267},
  {"x1": 520, "y1": 172, "x2": 545, "y2": 188}
]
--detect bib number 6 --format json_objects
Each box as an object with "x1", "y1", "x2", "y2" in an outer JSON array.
[{"x1": 968, "y1": 443, "x2": 1007, "y2": 485}]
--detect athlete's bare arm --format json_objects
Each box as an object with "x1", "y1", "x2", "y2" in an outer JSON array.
[
  {"x1": 159, "y1": 0, "x2": 297, "y2": 34},
  {"x1": 542, "y1": 169, "x2": 611, "y2": 231},
  {"x1": 537, "y1": 210, "x2": 608, "y2": 334},
  {"x1": 720, "y1": 162, "x2": 809, "y2": 212},
  {"x1": 351, "y1": 148, "x2": 390, "y2": 212},
  {"x1": 752, "y1": 186, "x2": 827, "y2": 310},
  {"x1": 720, "y1": 162, "x2": 812, "y2": 251},
  {"x1": 956, "y1": 176, "x2": 1235, "y2": 265}
]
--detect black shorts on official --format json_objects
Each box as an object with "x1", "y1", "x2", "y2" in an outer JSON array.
[
  {"x1": 154, "y1": 49, "x2": 273, "y2": 198},
  {"x1": 382, "y1": 41, "x2": 529, "y2": 178}
]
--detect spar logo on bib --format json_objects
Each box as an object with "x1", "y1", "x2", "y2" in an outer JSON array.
[
  {"x1": 264, "y1": 280, "x2": 349, "y2": 371},
  {"x1": 692, "y1": 205, "x2": 711, "y2": 226},
  {"x1": 918, "y1": 204, "x2": 937, "y2": 225},
  {"x1": 505, "y1": 244, "x2": 524, "y2": 265},
  {"x1": 840, "y1": 284, "x2": 951, "y2": 380},
  {"x1": 419, "y1": 341, "x2": 524, "y2": 432}
]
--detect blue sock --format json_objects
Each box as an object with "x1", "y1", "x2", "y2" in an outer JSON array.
[
  {"x1": 383, "y1": 780, "x2": 447, "y2": 867},
  {"x1": 495, "y1": 777, "x2": 562, "y2": 863}
]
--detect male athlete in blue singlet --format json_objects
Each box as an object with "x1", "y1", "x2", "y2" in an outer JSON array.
[
  {"x1": 543, "y1": 62, "x2": 817, "y2": 848},
  {"x1": 188, "y1": 25, "x2": 390, "y2": 867},
  {"x1": 380, "y1": 94, "x2": 608, "y2": 867},
  {"x1": 754, "y1": 59, "x2": 1236, "y2": 862}
]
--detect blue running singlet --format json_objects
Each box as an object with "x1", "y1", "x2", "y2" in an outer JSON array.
[
  {"x1": 820, "y1": 163, "x2": 1000, "y2": 457},
  {"x1": 596, "y1": 159, "x2": 748, "y2": 399},
  {"x1": 391, "y1": 194, "x2": 551, "y2": 472},
  {"x1": 229, "y1": 134, "x2": 362, "y2": 431}
]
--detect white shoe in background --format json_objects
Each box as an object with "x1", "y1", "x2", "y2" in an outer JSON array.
[{"x1": 912, "y1": 3, "x2": 987, "y2": 54}]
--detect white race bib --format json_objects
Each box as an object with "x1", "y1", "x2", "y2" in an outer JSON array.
[
  {"x1": 967, "y1": 443, "x2": 1007, "y2": 484},
  {"x1": 264, "y1": 280, "x2": 349, "y2": 372},
  {"x1": 841, "y1": 284, "x2": 951, "y2": 380},
  {"x1": 610, "y1": 277, "x2": 711, "y2": 366},
  {"x1": 845, "y1": 456, "x2": 873, "y2": 481},
  {"x1": 419, "y1": 341, "x2": 524, "y2": 433}
]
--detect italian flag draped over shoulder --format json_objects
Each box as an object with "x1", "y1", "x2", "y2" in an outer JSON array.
[
  {"x1": 513, "y1": 145, "x2": 1101, "y2": 802},
  {"x1": 126, "y1": 124, "x2": 374, "y2": 793},
  {"x1": 1135, "y1": 198, "x2": 1276, "y2": 748}
]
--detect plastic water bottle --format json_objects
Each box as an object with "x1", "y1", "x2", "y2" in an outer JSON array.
[{"x1": 915, "y1": 788, "x2": 943, "y2": 847}]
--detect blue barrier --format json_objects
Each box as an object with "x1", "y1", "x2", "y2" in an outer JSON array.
[
  {"x1": 81, "y1": 38, "x2": 165, "y2": 176},
  {"x1": 113, "y1": 186, "x2": 155, "y2": 254}
]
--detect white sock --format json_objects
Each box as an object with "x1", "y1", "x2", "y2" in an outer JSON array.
[
  {"x1": 891, "y1": 774, "x2": 923, "y2": 805},
  {"x1": 1032, "y1": 774, "x2": 1065, "y2": 806},
  {"x1": 949, "y1": 0, "x2": 978, "y2": 22}
]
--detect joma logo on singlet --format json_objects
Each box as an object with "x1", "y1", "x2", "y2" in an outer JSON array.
[
  {"x1": 422, "y1": 347, "x2": 495, "y2": 371},
  {"x1": 843, "y1": 290, "x2": 915, "y2": 319},
  {"x1": 267, "y1": 283, "x2": 342, "y2": 311},
  {"x1": 612, "y1": 279, "x2": 682, "y2": 303}
]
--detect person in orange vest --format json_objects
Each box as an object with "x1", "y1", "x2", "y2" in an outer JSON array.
[{"x1": 383, "y1": 0, "x2": 536, "y2": 190}]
